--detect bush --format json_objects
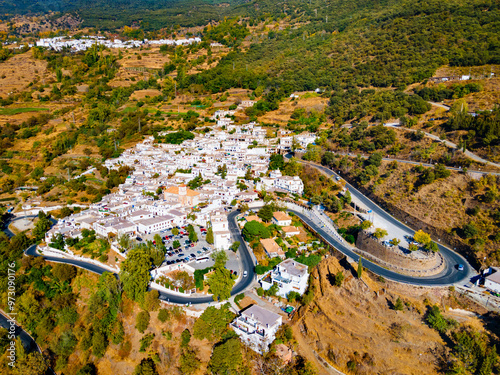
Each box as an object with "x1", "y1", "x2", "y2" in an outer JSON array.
[
  {"x1": 139, "y1": 333, "x2": 155, "y2": 352},
  {"x1": 158, "y1": 308, "x2": 170, "y2": 323},
  {"x1": 287, "y1": 291, "x2": 301, "y2": 302},
  {"x1": 234, "y1": 293, "x2": 245, "y2": 305},
  {"x1": 425, "y1": 305, "x2": 456, "y2": 333},
  {"x1": 462, "y1": 223, "x2": 478, "y2": 238},
  {"x1": 135, "y1": 311, "x2": 150, "y2": 333},
  {"x1": 334, "y1": 271, "x2": 344, "y2": 287}
]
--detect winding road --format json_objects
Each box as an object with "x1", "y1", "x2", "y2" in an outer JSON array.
[
  {"x1": 23, "y1": 211, "x2": 256, "y2": 305},
  {"x1": 13, "y1": 159, "x2": 475, "y2": 307},
  {"x1": 290, "y1": 158, "x2": 475, "y2": 285}
]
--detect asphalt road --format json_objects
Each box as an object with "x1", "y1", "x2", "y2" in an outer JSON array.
[
  {"x1": 22, "y1": 211, "x2": 257, "y2": 305},
  {"x1": 291, "y1": 158, "x2": 474, "y2": 285},
  {"x1": 290, "y1": 209, "x2": 469, "y2": 286},
  {"x1": 0, "y1": 310, "x2": 56, "y2": 375}
]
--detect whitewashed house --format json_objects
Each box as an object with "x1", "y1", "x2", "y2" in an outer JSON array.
[
  {"x1": 231, "y1": 305, "x2": 282, "y2": 353},
  {"x1": 210, "y1": 211, "x2": 231, "y2": 250},
  {"x1": 260, "y1": 259, "x2": 309, "y2": 298},
  {"x1": 274, "y1": 176, "x2": 304, "y2": 194}
]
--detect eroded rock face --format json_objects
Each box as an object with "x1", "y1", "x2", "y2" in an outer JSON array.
[{"x1": 296, "y1": 256, "x2": 446, "y2": 375}]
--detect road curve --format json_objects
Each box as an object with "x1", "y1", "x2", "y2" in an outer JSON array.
[
  {"x1": 23, "y1": 211, "x2": 256, "y2": 305},
  {"x1": 290, "y1": 158, "x2": 474, "y2": 285},
  {"x1": 290, "y1": 209, "x2": 469, "y2": 286}
]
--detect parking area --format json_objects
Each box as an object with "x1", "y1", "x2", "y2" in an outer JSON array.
[
  {"x1": 135, "y1": 225, "x2": 214, "y2": 266},
  {"x1": 189, "y1": 249, "x2": 242, "y2": 275}
]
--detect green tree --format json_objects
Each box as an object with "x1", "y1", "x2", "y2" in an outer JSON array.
[
  {"x1": 389, "y1": 238, "x2": 401, "y2": 247},
  {"x1": 373, "y1": 228, "x2": 388, "y2": 239},
  {"x1": 52, "y1": 263, "x2": 77, "y2": 282},
  {"x1": 208, "y1": 337, "x2": 243, "y2": 375},
  {"x1": 173, "y1": 240, "x2": 181, "y2": 249},
  {"x1": 193, "y1": 303, "x2": 235, "y2": 341},
  {"x1": 393, "y1": 297, "x2": 404, "y2": 311},
  {"x1": 180, "y1": 329, "x2": 191, "y2": 348},
  {"x1": 76, "y1": 363, "x2": 97, "y2": 375},
  {"x1": 154, "y1": 234, "x2": 165, "y2": 251},
  {"x1": 425, "y1": 305, "x2": 454, "y2": 333},
  {"x1": 230, "y1": 241, "x2": 240, "y2": 253},
  {"x1": 143, "y1": 289, "x2": 160, "y2": 312},
  {"x1": 188, "y1": 225, "x2": 198, "y2": 243},
  {"x1": 136, "y1": 311, "x2": 150, "y2": 333},
  {"x1": 206, "y1": 227, "x2": 214, "y2": 244},
  {"x1": 12, "y1": 352, "x2": 49, "y2": 375},
  {"x1": 33, "y1": 212, "x2": 52, "y2": 240},
  {"x1": 257, "y1": 204, "x2": 274, "y2": 222},
  {"x1": 119, "y1": 246, "x2": 151, "y2": 303},
  {"x1": 334, "y1": 271, "x2": 344, "y2": 287},
  {"x1": 357, "y1": 257, "x2": 363, "y2": 279},
  {"x1": 179, "y1": 347, "x2": 200, "y2": 374},
  {"x1": 134, "y1": 358, "x2": 158, "y2": 375},
  {"x1": 242, "y1": 221, "x2": 271, "y2": 241},
  {"x1": 425, "y1": 241, "x2": 439, "y2": 252},
  {"x1": 158, "y1": 308, "x2": 170, "y2": 323},
  {"x1": 462, "y1": 223, "x2": 478, "y2": 239},
  {"x1": 360, "y1": 220, "x2": 372, "y2": 230},
  {"x1": 367, "y1": 152, "x2": 383, "y2": 167},
  {"x1": 208, "y1": 266, "x2": 234, "y2": 301},
  {"x1": 172, "y1": 227, "x2": 179, "y2": 236},
  {"x1": 413, "y1": 230, "x2": 432, "y2": 245}
]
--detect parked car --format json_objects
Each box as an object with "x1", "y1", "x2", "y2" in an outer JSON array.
[{"x1": 136, "y1": 237, "x2": 143, "y2": 242}]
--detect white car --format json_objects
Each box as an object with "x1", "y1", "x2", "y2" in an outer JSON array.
[{"x1": 243, "y1": 271, "x2": 248, "y2": 277}]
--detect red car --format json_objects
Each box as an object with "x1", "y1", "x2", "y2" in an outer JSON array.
[{"x1": 190, "y1": 243, "x2": 195, "y2": 247}]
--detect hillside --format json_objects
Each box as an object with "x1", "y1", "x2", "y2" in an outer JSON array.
[{"x1": 293, "y1": 255, "x2": 498, "y2": 374}]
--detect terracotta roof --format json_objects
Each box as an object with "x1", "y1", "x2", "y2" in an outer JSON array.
[
  {"x1": 282, "y1": 226, "x2": 300, "y2": 233},
  {"x1": 164, "y1": 185, "x2": 200, "y2": 197},
  {"x1": 260, "y1": 238, "x2": 285, "y2": 256},
  {"x1": 273, "y1": 211, "x2": 292, "y2": 222}
]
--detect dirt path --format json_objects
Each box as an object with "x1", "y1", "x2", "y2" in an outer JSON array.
[{"x1": 291, "y1": 317, "x2": 341, "y2": 375}]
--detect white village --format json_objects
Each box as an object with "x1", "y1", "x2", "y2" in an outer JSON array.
[{"x1": 39, "y1": 118, "x2": 318, "y2": 353}]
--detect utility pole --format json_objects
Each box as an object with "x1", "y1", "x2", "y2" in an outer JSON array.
[
  {"x1": 67, "y1": 168, "x2": 70, "y2": 181},
  {"x1": 138, "y1": 117, "x2": 141, "y2": 132}
]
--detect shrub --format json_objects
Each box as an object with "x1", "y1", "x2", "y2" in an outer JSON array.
[
  {"x1": 135, "y1": 311, "x2": 150, "y2": 333},
  {"x1": 158, "y1": 308, "x2": 170, "y2": 323}
]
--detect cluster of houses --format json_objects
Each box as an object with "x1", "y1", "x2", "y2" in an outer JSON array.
[
  {"x1": 231, "y1": 256, "x2": 309, "y2": 354},
  {"x1": 34, "y1": 35, "x2": 201, "y2": 52},
  {"x1": 45, "y1": 125, "x2": 305, "y2": 252},
  {"x1": 40, "y1": 123, "x2": 313, "y2": 357}
]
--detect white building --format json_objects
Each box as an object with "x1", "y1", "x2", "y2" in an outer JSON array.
[
  {"x1": 136, "y1": 215, "x2": 175, "y2": 234},
  {"x1": 261, "y1": 259, "x2": 309, "y2": 298},
  {"x1": 272, "y1": 212, "x2": 292, "y2": 226},
  {"x1": 274, "y1": 176, "x2": 304, "y2": 194},
  {"x1": 231, "y1": 305, "x2": 283, "y2": 353},
  {"x1": 484, "y1": 267, "x2": 500, "y2": 293},
  {"x1": 210, "y1": 211, "x2": 231, "y2": 250}
]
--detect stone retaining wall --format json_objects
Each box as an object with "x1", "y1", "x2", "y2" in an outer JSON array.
[{"x1": 355, "y1": 231, "x2": 445, "y2": 276}]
